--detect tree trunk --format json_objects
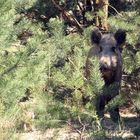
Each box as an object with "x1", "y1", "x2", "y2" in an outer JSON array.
[{"x1": 94, "y1": 0, "x2": 108, "y2": 31}]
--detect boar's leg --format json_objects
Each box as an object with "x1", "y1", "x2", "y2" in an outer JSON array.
[
  {"x1": 96, "y1": 88, "x2": 120, "y2": 123},
  {"x1": 109, "y1": 106, "x2": 120, "y2": 123},
  {"x1": 96, "y1": 94, "x2": 106, "y2": 118}
]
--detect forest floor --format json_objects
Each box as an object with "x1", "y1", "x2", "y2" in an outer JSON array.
[{"x1": 15, "y1": 106, "x2": 140, "y2": 140}]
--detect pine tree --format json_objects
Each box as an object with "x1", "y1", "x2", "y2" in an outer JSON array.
[{"x1": 0, "y1": 0, "x2": 140, "y2": 139}]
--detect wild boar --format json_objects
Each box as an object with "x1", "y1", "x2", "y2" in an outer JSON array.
[{"x1": 85, "y1": 28, "x2": 126, "y2": 122}]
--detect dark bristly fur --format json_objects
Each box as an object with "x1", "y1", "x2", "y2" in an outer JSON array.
[{"x1": 85, "y1": 28, "x2": 126, "y2": 123}]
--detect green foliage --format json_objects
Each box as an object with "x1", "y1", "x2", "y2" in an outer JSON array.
[
  {"x1": 85, "y1": 11, "x2": 94, "y2": 21},
  {"x1": 109, "y1": 14, "x2": 140, "y2": 74},
  {"x1": 0, "y1": 0, "x2": 140, "y2": 139},
  {"x1": 88, "y1": 58, "x2": 104, "y2": 95}
]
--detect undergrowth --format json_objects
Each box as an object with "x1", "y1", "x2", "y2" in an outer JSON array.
[{"x1": 0, "y1": 0, "x2": 140, "y2": 139}]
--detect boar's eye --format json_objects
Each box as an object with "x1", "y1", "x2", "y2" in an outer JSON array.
[{"x1": 111, "y1": 46, "x2": 116, "y2": 52}]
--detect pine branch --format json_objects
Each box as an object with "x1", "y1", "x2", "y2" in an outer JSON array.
[{"x1": 0, "y1": 59, "x2": 20, "y2": 78}]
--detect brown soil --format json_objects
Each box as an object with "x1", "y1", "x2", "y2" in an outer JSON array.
[{"x1": 16, "y1": 108, "x2": 140, "y2": 140}]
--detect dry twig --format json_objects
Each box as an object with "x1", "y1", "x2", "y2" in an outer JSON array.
[{"x1": 51, "y1": 0, "x2": 83, "y2": 33}]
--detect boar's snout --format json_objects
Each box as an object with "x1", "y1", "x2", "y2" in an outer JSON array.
[
  {"x1": 99, "y1": 55, "x2": 117, "y2": 71},
  {"x1": 100, "y1": 63, "x2": 109, "y2": 71}
]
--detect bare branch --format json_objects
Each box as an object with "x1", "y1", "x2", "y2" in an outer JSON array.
[{"x1": 51, "y1": 0, "x2": 83, "y2": 33}]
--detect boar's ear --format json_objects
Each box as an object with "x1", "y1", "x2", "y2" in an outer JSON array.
[
  {"x1": 91, "y1": 28, "x2": 102, "y2": 44},
  {"x1": 114, "y1": 29, "x2": 126, "y2": 45}
]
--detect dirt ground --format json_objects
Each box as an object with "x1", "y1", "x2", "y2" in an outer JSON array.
[{"x1": 16, "y1": 107, "x2": 140, "y2": 140}]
